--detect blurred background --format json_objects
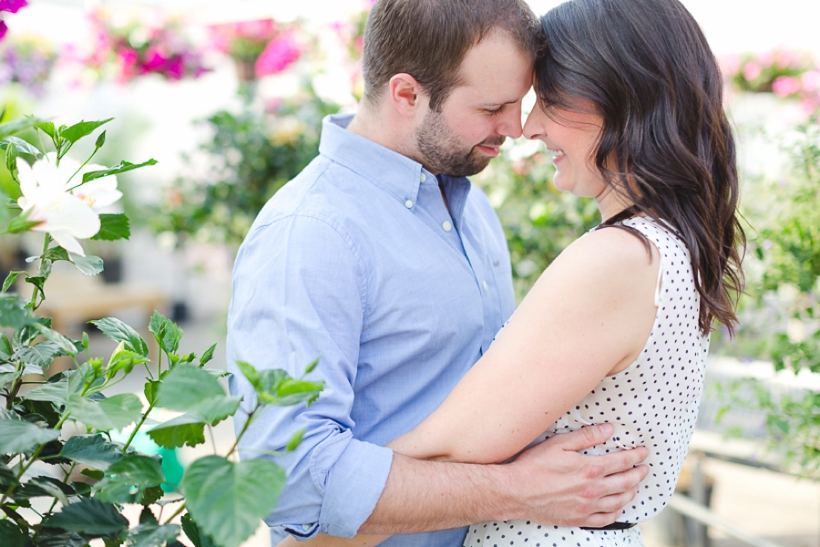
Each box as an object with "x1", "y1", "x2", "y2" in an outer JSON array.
[{"x1": 2, "y1": 0, "x2": 820, "y2": 546}]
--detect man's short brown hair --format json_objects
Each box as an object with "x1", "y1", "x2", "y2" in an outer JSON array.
[{"x1": 362, "y1": 0, "x2": 543, "y2": 111}]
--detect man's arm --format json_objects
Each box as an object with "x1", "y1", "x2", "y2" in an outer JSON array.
[{"x1": 278, "y1": 424, "x2": 648, "y2": 547}]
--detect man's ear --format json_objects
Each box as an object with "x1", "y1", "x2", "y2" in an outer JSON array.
[{"x1": 388, "y1": 73, "x2": 427, "y2": 117}]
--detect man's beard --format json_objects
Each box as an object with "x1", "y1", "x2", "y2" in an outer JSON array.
[{"x1": 416, "y1": 109, "x2": 505, "y2": 177}]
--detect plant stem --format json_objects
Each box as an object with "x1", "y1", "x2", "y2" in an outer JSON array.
[
  {"x1": 225, "y1": 405, "x2": 258, "y2": 460},
  {"x1": 65, "y1": 147, "x2": 100, "y2": 189},
  {"x1": 163, "y1": 501, "x2": 187, "y2": 525},
  {"x1": 122, "y1": 400, "x2": 156, "y2": 453},
  {"x1": 29, "y1": 233, "x2": 50, "y2": 310}
]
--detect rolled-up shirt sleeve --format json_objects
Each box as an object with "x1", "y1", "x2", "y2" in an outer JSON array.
[{"x1": 227, "y1": 213, "x2": 393, "y2": 540}]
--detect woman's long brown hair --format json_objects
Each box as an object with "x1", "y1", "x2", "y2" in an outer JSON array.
[{"x1": 536, "y1": 0, "x2": 745, "y2": 335}]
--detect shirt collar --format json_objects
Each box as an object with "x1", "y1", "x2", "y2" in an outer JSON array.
[{"x1": 318, "y1": 113, "x2": 433, "y2": 205}]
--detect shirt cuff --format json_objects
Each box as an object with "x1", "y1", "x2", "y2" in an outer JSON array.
[{"x1": 318, "y1": 437, "x2": 394, "y2": 538}]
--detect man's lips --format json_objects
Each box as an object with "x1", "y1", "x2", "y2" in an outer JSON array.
[{"x1": 476, "y1": 142, "x2": 503, "y2": 157}]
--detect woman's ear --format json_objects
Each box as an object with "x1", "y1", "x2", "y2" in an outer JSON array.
[{"x1": 388, "y1": 73, "x2": 428, "y2": 118}]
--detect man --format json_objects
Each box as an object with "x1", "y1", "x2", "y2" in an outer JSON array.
[{"x1": 226, "y1": 1, "x2": 649, "y2": 546}]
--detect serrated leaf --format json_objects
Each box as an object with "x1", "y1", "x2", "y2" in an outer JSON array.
[
  {"x1": 60, "y1": 434, "x2": 124, "y2": 471},
  {"x1": 0, "y1": 520, "x2": 26, "y2": 547},
  {"x1": 0, "y1": 417, "x2": 60, "y2": 454},
  {"x1": 94, "y1": 454, "x2": 165, "y2": 504},
  {"x1": 83, "y1": 159, "x2": 158, "y2": 184},
  {"x1": 144, "y1": 380, "x2": 160, "y2": 406},
  {"x1": 181, "y1": 514, "x2": 217, "y2": 547},
  {"x1": 197, "y1": 397, "x2": 241, "y2": 425},
  {"x1": 127, "y1": 523, "x2": 181, "y2": 547},
  {"x1": 43, "y1": 246, "x2": 70, "y2": 262},
  {"x1": 34, "y1": 323, "x2": 79, "y2": 356},
  {"x1": 36, "y1": 530, "x2": 89, "y2": 547},
  {"x1": 91, "y1": 213, "x2": 131, "y2": 241},
  {"x1": 59, "y1": 118, "x2": 113, "y2": 144},
  {"x1": 235, "y1": 361, "x2": 259, "y2": 389},
  {"x1": 0, "y1": 136, "x2": 41, "y2": 157},
  {"x1": 2, "y1": 270, "x2": 25, "y2": 292},
  {"x1": 182, "y1": 456, "x2": 286, "y2": 547},
  {"x1": 14, "y1": 340, "x2": 64, "y2": 369},
  {"x1": 69, "y1": 253, "x2": 104, "y2": 276},
  {"x1": 147, "y1": 414, "x2": 206, "y2": 449},
  {"x1": 155, "y1": 365, "x2": 224, "y2": 412},
  {"x1": 42, "y1": 498, "x2": 128, "y2": 537},
  {"x1": 203, "y1": 368, "x2": 230, "y2": 379},
  {"x1": 107, "y1": 346, "x2": 149, "y2": 378},
  {"x1": 89, "y1": 317, "x2": 149, "y2": 357},
  {"x1": 15, "y1": 475, "x2": 75, "y2": 506},
  {"x1": 0, "y1": 294, "x2": 33, "y2": 328},
  {"x1": 199, "y1": 344, "x2": 216, "y2": 367},
  {"x1": 149, "y1": 311, "x2": 182, "y2": 356},
  {"x1": 66, "y1": 393, "x2": 143, "y2": 432},
  {"x1": 24, "y1": 375, "x2": 75, "y2": 407},
  {"x1": 0, "y1": 363, "x2": 20, "y2": 390},
  {"x1": 0, "y1": 461, "x2": 17, "y2": 486}
]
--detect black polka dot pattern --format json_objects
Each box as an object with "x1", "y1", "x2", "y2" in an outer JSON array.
[{"x1": 463, "y1": 218, "x2": 709, "y2": 547}]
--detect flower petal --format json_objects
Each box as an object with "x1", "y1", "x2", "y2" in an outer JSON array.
[{"x1": 48, "y1": 230, "x2": 86, "y2": 257}]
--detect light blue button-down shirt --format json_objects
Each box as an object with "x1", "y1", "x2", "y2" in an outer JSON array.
[{"x1": 227, "y1": 113, "x2": 515, "y2": 547}]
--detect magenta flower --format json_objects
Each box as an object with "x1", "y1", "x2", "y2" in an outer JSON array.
[
  {"x1": 0, "y1": 20, "x2": 6, "y2": 41},
  {"x1": 165, "y1": 56, "x2": 184, "y2": 79},
  {"x1": 255, "y1": 31, "x2": 300, "y2": 77},
  {"x1": 142, "y1": 47, "x2": 167, "y2": 72},
  {"x1": 772, "y1": 76, "x2": 801, "y2": 98},
  {"x1": 0, "y1": 0, "x2": 27, "y2": 14}
]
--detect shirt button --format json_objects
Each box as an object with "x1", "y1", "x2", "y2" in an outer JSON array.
[
  {"x1": 404, "y1": 199, "x2": 413, "y2": 208},
  {"x1": 483, "y1": 280, "x2": 489, "y2": 291},
  {"x1": 420, "y1": 172, "x2": 427, "y2": 182},
  {"x1": 442, "y1": 221, "x2": 452, "y2": 232}
]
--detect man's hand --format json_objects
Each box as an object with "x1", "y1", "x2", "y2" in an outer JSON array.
[{"x1": 503, "y1": 423, "x2": 649, "y2": 528}]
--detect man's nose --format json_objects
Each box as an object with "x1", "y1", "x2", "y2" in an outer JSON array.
[{"x1": 497, "y1": 104, "x2": 524, "y2": 139}]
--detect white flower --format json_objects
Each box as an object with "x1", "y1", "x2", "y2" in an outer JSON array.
[
  {"x1": 16, "y1": 157, "x2": 100, "y2": 257},
  {"x1": 44, "y1": 152, "x2": 123, "y2": 212}
]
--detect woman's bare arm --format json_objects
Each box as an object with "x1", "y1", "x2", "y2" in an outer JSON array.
[{"x1": 276, "y1": 227, "x2": 658, "y2": 547}]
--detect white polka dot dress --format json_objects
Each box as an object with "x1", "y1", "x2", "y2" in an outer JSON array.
[{"x1": 464, "y1": 217, "x2": 709, "y2": 547}]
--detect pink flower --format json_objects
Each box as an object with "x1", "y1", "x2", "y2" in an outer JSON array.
[
  {"x1": 719, "y1": 54, "x2": 740, "y2": 76},
  {"x1": 0, "y1": 20, "x2": 6, "y2": 41},
  {"x1": 255, "y1": 31, "x2": 300, "y2": 77},
  {"x1": 772, "y1": 76, "x2": 801, "y2": 98},
  {"x1": 0, "y1": 0, "x2": 27, "y2": 14},
  {"x1": 801, "y1": 70, "x2": 820, "y2": 92},
  {"x1": 142, "y1": 47, "x2": 167, "y2": 71},
  {"x1": 742, "y1": 61, "x2": 761, "y2": 82},
  {"x1": 165, "y1": 56, "x2": 184, "y2": 79},
  {"x1": 118, "y1": 48, "x2": 138, "y2": 82}
]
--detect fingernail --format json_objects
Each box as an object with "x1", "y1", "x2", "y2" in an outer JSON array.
[{"x1": 598, "y1": 423, "x2": 613, "y2": 435}]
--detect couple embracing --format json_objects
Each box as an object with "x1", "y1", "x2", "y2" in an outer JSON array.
[{"x1": 226, "y1": 0, "x2": 745, "y2": 546}]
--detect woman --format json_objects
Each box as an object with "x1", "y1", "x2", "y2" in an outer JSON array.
[{"x1": 281, "y1": 0, "x2": 744, "y2": 545}]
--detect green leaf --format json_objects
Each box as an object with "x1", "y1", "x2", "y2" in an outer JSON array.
[
  {"x1": 0, "y1": 136, "x2": 41, "y2": 157},
  {"x1": 95, "y1": 130, "x2": 107, "y2": 149},
  {"x1": 5, "y1": 140, "x2": 18, "y2": 181},
  {"x1": 0, "y1": 294, "x2": 33, "y2": 328},
  {"x1": 7, "y1": 212, "x2": 42, "y2": 234},
  {"x1": 24, "y1": 375, "x2": 75, "y2": 407},
  {"x1": 127, "y1": 523, "x2": 181, "y2": 547},
  {"x1": 146, "y1": 414, "x2": 206, "y2": 449},
  {"x1": 182, "y1": 456, "x2": 286, "y2": 547},
  {"x1": 69, "y1": 253, "x2": 104, "y2": 276},
  {"x1": 15, "y1": 475, "x2": 75, "y2": 506},
  {"x1": 0, "y1": 460, "x2": 18, "y2": 486},
  {"x1": 91, "y1": 213, "x2": 131, "y2": 241},
  {"x1": 89, "y1": 317, "x2": 149, "y2": 357},
  {"x1": 0, "y1": 332, "x2": 12, "y2": 358},
  {"x1": 36, "y1": 531, "x2": 88, "y2": 547},
  {"x1": 261, "y1": 378, "x2": 324, "y2": 407},
  {"x1": 2, "y1": 270, "x2": 25, "y2": 292},
  {"x1": 197, "y1": 396, "x2": 241, "y2": 425},
  {"x1": 0, "y1": 520, "x2": 26, "y2": 547},
  {"x1": 203, "y1": 368, "x2": 230, "y2": 379},
  {"x1": 0, "y1": 417, "x2": 60, "y2": 454},
  {"x1": 34, "y1": 323, "x2": 80, "y2": 356},
  {"x1": 14, "y1": 340, "x2": 64, "y2": 369},
  {"x1": 66, "y1": 393, "x2": 143, "y2": 432},
  {"x1": 181, "y1": 514, "x2": 217, "y2": 547},
  {"x1": 156, "y1": 365, "x2": 224, "y2": 412},
  {"x1": 199, "y1": 343, "x2": 216, "y2": 367},
  {"x1": 144, "y1": 380, "x2": 160, "y2": 406},
  {"x1": 42, "y1": 498, "x2": 128, "y2": 537},
  {"x1": 149, "y1": 311, "x2": 182, "y2": 356},
  {"x1": 82, "y1": 159, "x2": 158, "y2": 184},
  {"x1": 59, "y1": 118, "x2": 113, "y2": 144},
  {"x1": 0, "y1": 116, "x2": 45, "y2": 139},
  {"x1": 94, "y1": 454, "x2": 165, "y2": 504},
  {"x1": 235, "y1": 361, "x2": 259, "y2": 389},
  {"x1": 107, "y1": 344, "x2": 149, "y2": 378},
  {"x1": 42, "y1": 246, "x2": 70, "y2": 262},
  {"x1": 0, "y1": 363, "x2": 20, "y2": 390},
  {"x1": 60, "y1": 434, "x2": 124, "y2": 471}
]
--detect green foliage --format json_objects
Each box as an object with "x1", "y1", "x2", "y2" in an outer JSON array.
[
  {"x1": 154, "y1": 84, "x2": 339, "y2": 246},
  {"x1": 0, "y1": 117, "x2": 324, "y2": 547}
]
